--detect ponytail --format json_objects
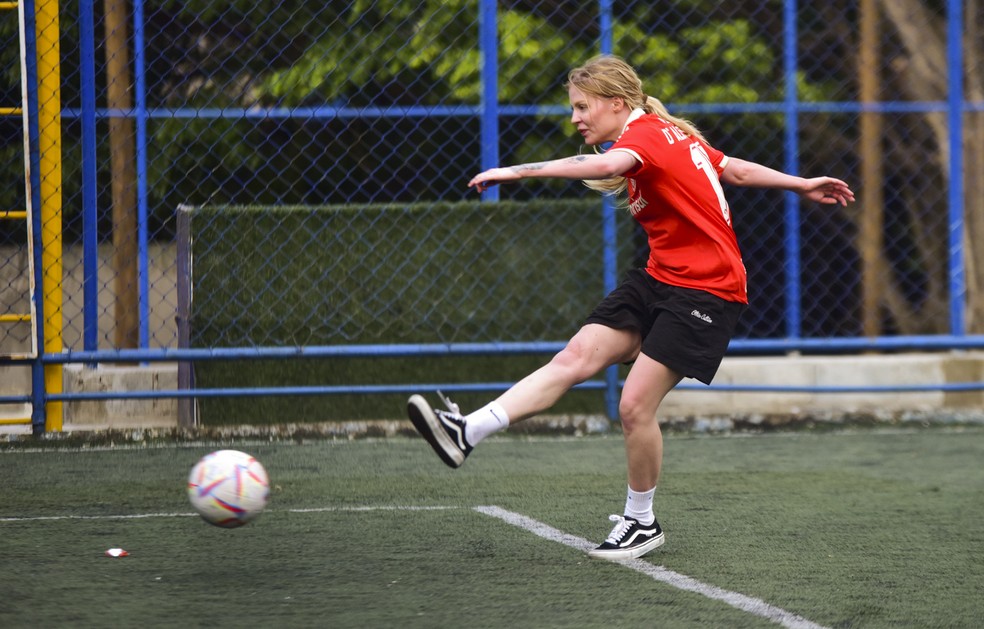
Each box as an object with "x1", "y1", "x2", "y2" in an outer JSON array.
[
  {"x1": 583, "y1": 96, "x2": 706, "y2": 198},
  {"x1": 643, "y1": 96, "x2": 706, "y2": 143}
]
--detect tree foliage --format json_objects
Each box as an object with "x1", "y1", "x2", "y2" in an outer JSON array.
[
  {"x1": 2, "y1": 0, "x2": 980, "y2": 336},
  {"x1": 135, "y1": 1, "x2": 813, "y2": 212}
]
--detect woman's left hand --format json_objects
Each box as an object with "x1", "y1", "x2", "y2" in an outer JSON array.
[{"x1": 800, "y1": 177, "x2": 856, "y2": 206}]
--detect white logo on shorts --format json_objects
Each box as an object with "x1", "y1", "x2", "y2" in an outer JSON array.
[{"x1": 690, "y1": 309, "x2": 713, "y2": 324}]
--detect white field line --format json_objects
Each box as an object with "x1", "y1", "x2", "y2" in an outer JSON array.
[
  {"x1": 474, "y1": 505, "x2": 830, "y2": 629},
  {"x1": 0, "y1": 512, "x2": 200, "y2": 522},
  {"x1": 0, "y1": 505, "x2": 460, "y2": 523},
  {"x1": 285, "y1": 505, "x2": 458, "y2": 513}
]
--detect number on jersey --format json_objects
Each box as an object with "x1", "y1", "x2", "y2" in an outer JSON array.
[{"x1": 689, "y1": 142, "x2": 731, "y2": 225}]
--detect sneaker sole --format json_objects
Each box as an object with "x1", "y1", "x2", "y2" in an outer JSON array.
[
  {"x1": 587, "y1": 532, "x2": 665, "y2": 560},
  {"x1": 407, "y1": 395, "x2": 465, "y2": 469}
]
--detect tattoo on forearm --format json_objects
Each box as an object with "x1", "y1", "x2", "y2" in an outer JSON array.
[{"x1": 511, "y1": 156, "x2": 588, "y2": 174}]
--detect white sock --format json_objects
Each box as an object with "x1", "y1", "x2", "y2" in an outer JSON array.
[
  {"x1": 624, "y1": 485, "x2": 656, "y2": 526},
  {"x1": 464, "y1": 401, "x2": 510, "y2": 445}
]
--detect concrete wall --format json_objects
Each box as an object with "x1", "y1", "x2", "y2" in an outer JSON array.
[
  {"x1": 662, "y1": 352, "x2": 984, "y2": 417},
  {"x1": 2, "y1": 351, "x2": 983, "y2": 434},
  {"x1": 0, "y1": 362, "x2": 179, "y2": 432},
  {"x1": 0, "y1": 242, "x2": 179, "y2": 432},
  {"x1": 61, "y1": 363, "x2": 179, "y2": 430},
  {"x1": 0, "y1": 364, "x2": 31, "y2": 423},
  {"x1": 0, "y1": 243, "x2": 179, "y2": 356}
]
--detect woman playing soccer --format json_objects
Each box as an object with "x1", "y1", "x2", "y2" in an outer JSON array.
[{"x1": 408, "y1": 55, "x2": 854, "y2": 560}]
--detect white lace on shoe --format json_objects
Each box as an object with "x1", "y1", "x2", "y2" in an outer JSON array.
[
  {"x1": 602, "y1": 514, "x2": 634, "y2": 544},
  {"x1": 432, "y1": 390, "x2": 472, "y2": 456},
  {"x1": 589, "y1": 513, "x2": 664, "y2": 560},
  {"x1": 436, "y1": 390, "x2": 462, "y2": 417}
]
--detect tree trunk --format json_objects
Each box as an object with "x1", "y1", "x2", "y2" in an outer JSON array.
[
  {"x1": 104, "y1": 0, "x2": 139, "y2": 348},
  {"x1": 859, "y1": 0, "x2": 885, "y2": 337},
  {"x1": 876, "y1": 0, "x2": 983, "y2": 332}
]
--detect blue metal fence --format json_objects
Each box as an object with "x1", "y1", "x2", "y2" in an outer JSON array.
[{"x1": 3, "y1": 0, "x2": 984, "y2": 432}]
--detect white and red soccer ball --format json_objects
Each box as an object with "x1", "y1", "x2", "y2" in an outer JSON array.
[{"x1": 187, "y1": 450, "x2": 270, "y2": 528}]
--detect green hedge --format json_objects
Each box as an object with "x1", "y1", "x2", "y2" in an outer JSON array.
[{"x1": 187, "y1": 200, "x2": 634, "y2": 424}]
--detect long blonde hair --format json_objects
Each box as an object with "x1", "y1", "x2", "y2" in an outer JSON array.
[{"x1": 566, "y1": 55, "x2": 705, "y2": 196}]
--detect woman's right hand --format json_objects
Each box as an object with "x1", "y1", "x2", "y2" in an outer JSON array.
[{"x1": 468, "y1": 167, "x2": 522, "y2": 193}]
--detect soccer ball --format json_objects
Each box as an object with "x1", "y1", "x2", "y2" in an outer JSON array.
[{"x1": 187, "y1": 450, "x2": 270, "y2": 528}]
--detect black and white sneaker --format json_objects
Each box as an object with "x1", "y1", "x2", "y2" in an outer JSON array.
[
  {"x1": 407, "y1": 391, "x2": 472, "y2": 468},
  {"x1": 588, "y1": 514, "x2": 665, "y2": 560}
]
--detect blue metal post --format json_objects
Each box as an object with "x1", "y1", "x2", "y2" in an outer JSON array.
[
  {"x1": 599, "y1": 0, "x2": 613, "y2": 55},
  {"x1": 134, "y1": 0, "x2": 150, "y2": 347},
  {"x1": 479, "y1": 0, "x2": 499, "y2": 202},
  {"x1": 599, "y1": 0, "x2": 620, "y2": 420},
  {"x1": 80, "y1": 0, "x2": 98, "y2": 356},
  {"x1": 21, "y1": 0, "x2": 46, "y2": 434},
  {"x1": 782, "y1": 0, "x2": 801, "y2": 339},
  {"x1": 946, "y1": 0, "x2": 965, "y2": 336}
]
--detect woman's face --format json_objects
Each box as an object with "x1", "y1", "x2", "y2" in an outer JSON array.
[{"x1": 568, "y1": 84, "x2": 623, "y2": 145}]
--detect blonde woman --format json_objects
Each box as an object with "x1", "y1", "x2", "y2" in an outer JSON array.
[{"x1": 408, "y1": 55, "x2": 854, "y2": 560}]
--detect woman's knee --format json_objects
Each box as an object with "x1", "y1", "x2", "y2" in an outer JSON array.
[
  {"x1": 618, "y1": 357, "x2": 680, "y2": 434},
  {"x1": 618, "y1": 392, "x2": 660, "y2": 434},
  {"x1": 548, "y1": 340, "x2": 600, "y2": 381}
]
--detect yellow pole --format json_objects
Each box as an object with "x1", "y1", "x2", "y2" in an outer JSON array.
[{"x1": 35, "y1": 0, "x2": 63, "y2": 431}]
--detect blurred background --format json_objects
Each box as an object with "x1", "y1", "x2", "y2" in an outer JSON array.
[{"x1": 1, "y1": 0, "x2": 982, "y2": 428}]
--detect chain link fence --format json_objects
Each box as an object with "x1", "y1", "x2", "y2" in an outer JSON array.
[
  {"x1": 0, "y1": 3, "x2": 33, "y2": 359},
  {"x1": 2, "y1": 1, "x2": 982, "y2": 390}
]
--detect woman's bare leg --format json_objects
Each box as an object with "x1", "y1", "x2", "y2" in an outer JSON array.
[
  {"x1": 618, "y1": 353, "x2": 682, "y2": 490},
  {"x1": 495, "y1": 323, "x2": 641, "y2": 423}
]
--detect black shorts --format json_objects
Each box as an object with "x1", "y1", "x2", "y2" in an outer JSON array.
[{"x1": 584, "y1": 269, "x2": 746, "y2": 384}]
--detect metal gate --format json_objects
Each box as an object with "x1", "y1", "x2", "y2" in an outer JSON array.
[{"x1": 0, "y1": 0, "x2": 37, "y2": 428}]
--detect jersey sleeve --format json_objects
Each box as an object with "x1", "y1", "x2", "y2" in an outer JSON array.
[
  {"x1": 704, "y1": 141, "x2": 729, "y2": 175},
  {"x1": 611, "y1": 119, "x2": 729, "y2": 179},
  {"x1": 608, "y1": 123, "x2": 658, "y2": 178}
]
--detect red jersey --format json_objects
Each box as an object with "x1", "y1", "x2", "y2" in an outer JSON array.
[{"x1": 610, "y1": 112, "x2": 747, "y2": 303}]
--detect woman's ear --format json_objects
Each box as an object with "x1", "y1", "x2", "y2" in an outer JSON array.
[{"x1": 611, "y1": 97, "x2": 625, "y2": 113}]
